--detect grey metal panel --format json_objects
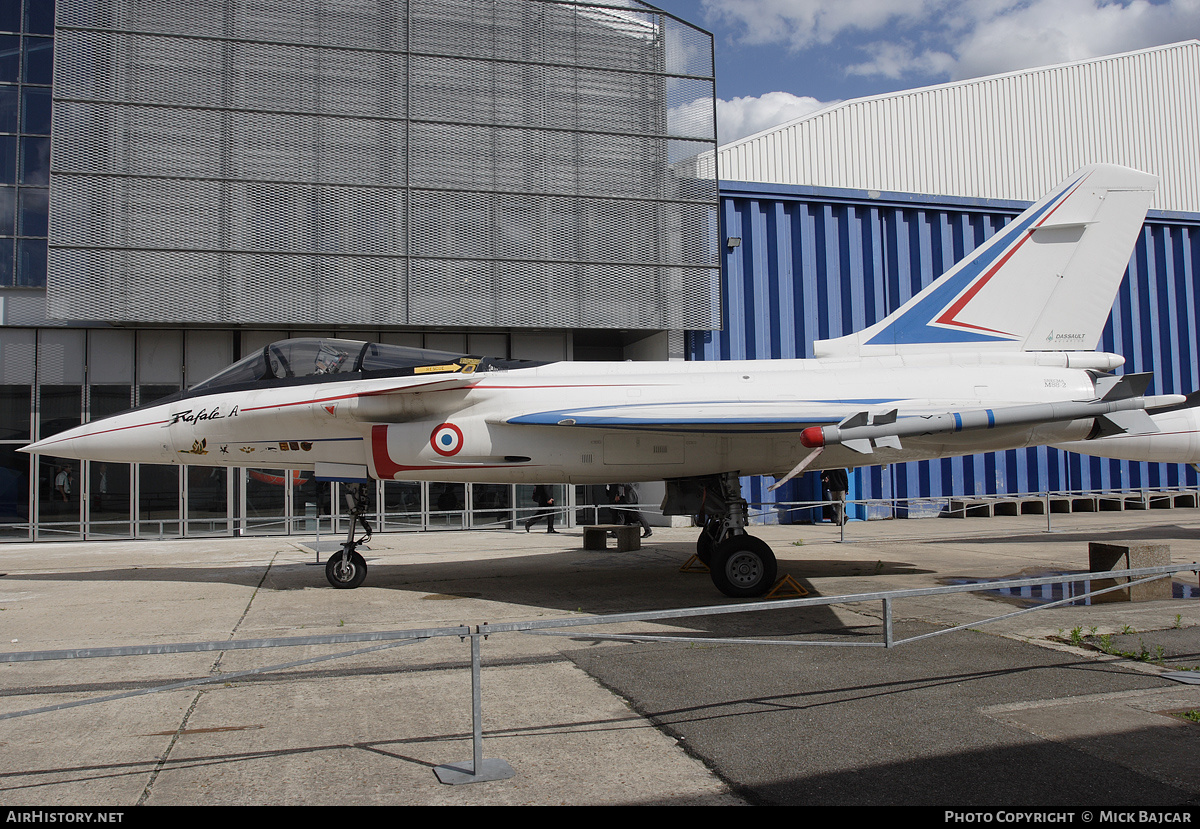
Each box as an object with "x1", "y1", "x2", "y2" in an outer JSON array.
[
  {"x1": 715, "y1": 41, "x2": 1200, "y2": 215},
  {"x1": 700, "y1": 183, "x2": 1200, "y2": 515},
  {"x1": 48, "y1": 0, "x2": 719, "y2": 329}
]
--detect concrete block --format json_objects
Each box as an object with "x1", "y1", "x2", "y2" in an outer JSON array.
[
  {"x1": 1088, "y1": 542, "x2": 1172, "y2": 602},
  {"x1": 582, "y1": 524, "x2": 640, "y2": 552}
]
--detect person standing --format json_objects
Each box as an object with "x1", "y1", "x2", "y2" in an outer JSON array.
[
  {"x1": 604, "y1": 483, "x2": 624, "y2": 525},
  {"x1": 54, "y1": 466, "x2": 70, "y2": 502},
  {"x1": 821, "y1": 468, "x2": 849, "y2": 526},
  {"x1": 621, "y1": 483, "x2": 651, "y2": 538},
  {"x1": 94, "y1": 463, "x2": 108, "y2": 511},
  {"x1": 525, "y1": 484, "x2": 557, "y2": 533}
]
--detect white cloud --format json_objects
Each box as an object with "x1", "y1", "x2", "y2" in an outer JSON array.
[
  {"x1": 845, "y1": 42, "x2": 956, "y2": 79},
  {"x1": 716, "y1": 91, "x2": 834, "y2": 143},
  {"x1": 949, "y1": 0, "x2": 1200, "y2": 80},
  {"x1": 701, "y1": 0, "x2": 1200, "y2": 83},
  {"x1": 701, "y1": 0, "x2": 938, "y2": 49}
]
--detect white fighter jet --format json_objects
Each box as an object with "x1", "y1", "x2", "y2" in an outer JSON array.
[{"x1": 24, "y1": 164, "x2": 1200, "y2": 597}]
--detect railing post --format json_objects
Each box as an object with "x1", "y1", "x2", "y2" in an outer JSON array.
[
  {"x1": 433, "y1": 631, "x2": 516, "y2": 785},
  {"x1": 883, "y1": 597, "x2": 893, "y2": 648}
]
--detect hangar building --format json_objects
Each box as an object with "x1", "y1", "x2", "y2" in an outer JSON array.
[{"x1": 700, "y1": 41, "x2": 1200, "y2": 521}]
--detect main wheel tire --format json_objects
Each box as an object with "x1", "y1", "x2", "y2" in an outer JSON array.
[
  {"x1": 326, "y1": 548, "x2": 368, "y2": 589},
  {"x1": 696, "y1": 519, "x2": 725, "y2": 565},
  {"x1": 710, "y1": 535, "x2": 777, "y2": 598}
]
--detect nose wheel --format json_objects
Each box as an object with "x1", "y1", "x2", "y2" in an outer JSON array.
[
  {"x1": 325, "y1": 482, "x2": 372, "y2": 589},
  {"x1": 326, "y1": 547, "x2": 367, "y2": 589}
]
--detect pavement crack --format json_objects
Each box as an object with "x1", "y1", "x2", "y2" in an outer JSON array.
[
  {"x1": 138, "y1": 551, "x2": 279, "y2": 805},
  {"x1": 137, "y1": 688, "x2": 205, "y2": 806},
  {"x1": 210, "y1": 549, "x2": 280, "y2": 675}
]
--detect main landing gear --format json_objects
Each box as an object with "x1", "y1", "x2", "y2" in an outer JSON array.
[
  {"x1": 666, "y1": 472, "x2": 778, "y2": 598},
  {"x1": 326, "y1": 482, "x2": 372, "y2": 589}
]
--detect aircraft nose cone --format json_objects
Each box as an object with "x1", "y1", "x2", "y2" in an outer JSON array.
[
  {"x1": 22, "y1": 424, "x2": 106, "y2": 461},
  {"x1": 21, "y1": 410, "x2": 176, "y2": 464}
]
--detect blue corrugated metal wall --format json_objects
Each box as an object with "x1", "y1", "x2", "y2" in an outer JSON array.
[{"x1": 693, "y1": 182, "x2": 1200, "y2": 521}]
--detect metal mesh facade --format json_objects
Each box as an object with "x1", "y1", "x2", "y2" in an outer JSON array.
[{"x1": 47, "y1": 0, "x2": 719, "y2": 328}]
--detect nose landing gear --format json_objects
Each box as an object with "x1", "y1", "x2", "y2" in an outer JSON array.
[{"x1": 325, "y1": 483, "x2": 372, "y2": 589}]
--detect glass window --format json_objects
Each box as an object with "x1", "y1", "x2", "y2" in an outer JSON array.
[
  {"x1": 88, "y1": 461, "x2": 130, "y2": 537},
  {"x1": 0, "y1": 1, "x2": 18, "y2": 34},
  {"x1": 139, "y1": 464, "x2": 179, "y2": 537},
  {"x1": 430, "y1": 482, "x2": 465, "y2": 527},
  {"x1": 19, "y1": 134, "x2": 47, "y2": 184},
  {"x1": 138, "y1": 383, "x2": 179, "y2": 408},
  {"x1": 89, "y1": 385, "x2": 133, "y2": 420},
  {"x1": 79, "y1": 383, "x2": 133, "y2": 531},
  {"x1": 38, "y1": 456, "x2": 79, "y2": 533},
  {"x1": 0, "y1": 134, "x2": 16, "y2": 182},
  {"x1": 20, "y1": 86, "x2": 49, "y2": 133},
  {"x1": 382, "y1": 480, "x2": 423, "y2": 530},
  {"x1": 0, "y1": 33, "x2": 18, "y2": 81},
  {"x1": 183, "y1": 330, "x2": 233, "y2": 388},
  {"x1": 24, "y1": 0, "x2": 53, "y2": 35},
  {"x1": 38, "y1": 384, "x2": 80, "y2": 438},
  {"x1": 137, "y1": 331, "x2": 183, "y2": 386},
  {"x1": 293, "y1": 474, "x2": 330, "y2": 535},
  {"x1": 0, "y1": 444, "x2": 29, "y2": 536},
  {"x1": 17, "y1": 184, "x2": 45, "y2": 234},
  {"x1": 87, "y1": 331, "x2": 135, "y2": 384},
  {"x1": 15, "y1": 236, "x2": 43, "y2": 285},
  {"x1": 36, "y1": 382, "x2": 82, "y2": 538},
  {"x1": 0, "y1": 237, "x2": 13, "y2": 285},
  {"x1": 0, "y1": 85, "x2": 17, "y2": 131},
  {"x1": 0, "y1": 383, "x2": 30, "y2": 439},
  {"x1": 0, "y1": 327, "x2": 34, "y2": 385},
  {"x1": 472, "y1": 483, "x2": 512, "y2": 529},
  {"x1": 38, "y1": 329, "x2": 85, "y2": 384},
  {"x1": 186, "y1": 465, "x2": 227, "y2": 535},
  {"x1": 0, "y1": 184, "x2": 12, "y2": 233},
  {"x1": 518, "y1": 484, "x2": 565, "y2": 527},
  {"x1": 23, "y1": 35, "x2": 49, "y2": 84},
  {"x1": 244, "y1": 468, "x2": 288, "y2": 534}
]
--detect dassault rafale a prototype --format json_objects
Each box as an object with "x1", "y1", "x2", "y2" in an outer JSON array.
[{"x1": 25, "y1": 164, "x2": 1200, "y2": 597}]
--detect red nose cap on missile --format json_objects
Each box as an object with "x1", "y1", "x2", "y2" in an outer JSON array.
[{"x1": 799, "y1": 426, "x2": 825, "y2": 448}]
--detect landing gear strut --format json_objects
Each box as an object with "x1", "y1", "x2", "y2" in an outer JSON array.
[
  {"x1": 666, "y1": 472, "x2": 778, "y2": 598},
  {"x1": 326, "y1": 483, "x2": 371, "y2": 589}
]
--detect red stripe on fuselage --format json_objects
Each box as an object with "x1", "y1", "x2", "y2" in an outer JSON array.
[
  {"x1": 371, "y1": 424, "x2": 405, "y2": 478},
  {"x1": 35, "y1": 417, "x2": 170, "y2": 448}
]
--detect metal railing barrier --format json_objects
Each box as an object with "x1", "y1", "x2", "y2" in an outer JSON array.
[{"x1": 1, "y1": 563, "x2": 1197, "y2": 785}]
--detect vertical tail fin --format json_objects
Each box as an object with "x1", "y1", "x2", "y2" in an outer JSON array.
[{"x1": 814, "y1": 164, "x2": 1158, "y2": 358}]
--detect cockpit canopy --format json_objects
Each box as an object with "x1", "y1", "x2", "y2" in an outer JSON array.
[{"x1": 190, "y1": 338, "x2": 540, "y2": 394}]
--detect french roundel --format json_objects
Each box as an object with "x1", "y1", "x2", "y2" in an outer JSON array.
[{"x1": 430, "y1": 423, "x2": 464, "y2": 456}]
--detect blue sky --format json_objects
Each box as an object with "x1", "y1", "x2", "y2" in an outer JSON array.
[{"x1": 647, "y1": 0, "x2": 1200, "y2": 143}]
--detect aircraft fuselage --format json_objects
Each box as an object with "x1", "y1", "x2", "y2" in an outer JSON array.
[{"x1": 30, "y1": 350, "x2": 1139, "y2": 485}]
